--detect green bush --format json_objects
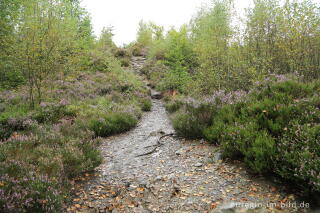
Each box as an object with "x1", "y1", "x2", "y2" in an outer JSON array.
[
  {"x1": 165, "y1": 99, "x2": 184, "y2": 113},
  {"x1": 114, "y1": 48, "x2": 130, "y2": 58},
  {"x1": 129, "y1": 43, "x2": 144, "y2": 56},
  {"x1": 87, "y1": 50, "x2": 122, "y2": 73},
  {"x1": 140, "y1": 98, "x2": 152, "y2": 112},
  {"x1": 0, "y1": 122, "x2": 102, "y2": 212},
  {"x1": 276, "y1": 123, "x2": 320, "y2": 191},
  {"x1": 0, "y1": 160, "x2": 63, "y2": 213},
  {"x1": 89, "y1": 112, "x2": 138, "y2": 137},
  {"x1": 172, "y1": 102, "x2": 215, "y2": 139},
  {"x1": 0, "y1": 116, "x2": 36, "y2": 141},
  {"x1": 120, "y1": 57, "x2": 130, "y2": 67},
  {"x1": 33, "y1": 104, "x2": 75, "y2": 124},
  {"x1": 202, "y1": 80, "x2": 320, "y2": 192},
  {"x1": 0, "y1": 68, "x2": 24, "y2": 89}
]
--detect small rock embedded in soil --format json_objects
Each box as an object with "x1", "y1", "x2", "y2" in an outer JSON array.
[
  {"x1": 155, "y1": 176, "x2": 163, "y2": 181},
  {"x1": 194, "y1": 163, "x2": 203, "y2": 167},
  {"x1": 151, "y1": 91, "x2": 162, "y2": 99},
  {"x1": 175, "y1": 150, "x2": 182, "y2": 155}
]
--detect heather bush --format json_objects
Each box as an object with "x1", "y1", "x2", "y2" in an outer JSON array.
[
  {"x1": 0, "y1": 161, "x2": 63, "y2": 213},
  {"x1": 87, "y1": 50, "x2": 122, "y2": 73},
  {"x1": 165, "y1": 79, "x2": 320, "y2": 192},
  {"x1": 141, "y1": 60, "x2": 167, "y2": 88},
  {"x1": 129, "y1": 43, "x2": 145, "y2": 56},
  {"x1": 0, "y1": 1, "x2": 151, "y2": 211},
  {"x1": 88, "y1": 112, "x2": 138, "y2": 137},
  {"x1": 119, "y1": 57, "x2": 130, "y2": 67},
  {"x1": 172, "y1": 101, "x2": 215, "y2": 139},
  {"x1": 140, "y1": 98, "x2": 152, "y2": 112},
  {"x1": 0, "y1": 121, "x2": 102, "y2": 212},
  {"x1": 202, "y1": 79, "x2": 320, "y2": 192},
  {"x1": 0, "y1": 116, "x2": 36, "y2": 141},
  {"x1": 32, "y1": 103, "x2": 75, "y2": 124},
  {"x1": 165, "y1": 98, "x2": 184, "y2": 113}
]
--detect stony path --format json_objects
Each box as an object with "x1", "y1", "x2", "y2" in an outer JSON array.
[{"x1": 66, "y1": 57, "x2": 309, "y2": 213}]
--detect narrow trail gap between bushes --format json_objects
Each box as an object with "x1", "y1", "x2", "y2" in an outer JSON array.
[{"x1": 66, "y1": 57, "x2": 304, "y2": 213}]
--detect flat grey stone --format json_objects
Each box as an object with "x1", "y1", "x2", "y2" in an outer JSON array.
[{"x1": 194, "y1": 163, "x2": 203, "y2": 167}]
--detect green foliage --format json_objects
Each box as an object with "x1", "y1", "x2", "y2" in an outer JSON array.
[
  {"x1": 32, "y1": 104, "x2": 75, "y2": 124},
  {"x1": 141, "y1": 0, "x2": 320, "y2": 96},
  {"x1": 0, "y1": 0, "x2": 152, "y2": 211},
  {"x1": 0, "y1": 160, "x2": 63, "y2": 213},
  {"x1": 245, "y1": 0, "x2": 320, "y2": 80},
  {"x1": 0, "y1": 0, "x2": 23, "y2": 89},
  {"x1": 0, "y1": 0, "x2": 97, "y2": 104},
  {"x1": 202, "y1": 80, "x2": 320, "y2": 192},
  {"x1": 87, "y1": 49, "x2": 122, "y2": 73},
  {"x1": 172, "y1": 103, "x2": 215, "y2": 139},
  {"x1": 96, "y1": 27, "x2": 117, "y2": 52},
  {"x1": 136, "y1": 21, "x2": 164, "y2": 48},
  {"x1": 165, "y1": 99, "x2": 184, "y2": 113},
  {"x1": 136, "y1": 21, "x2": 153, "y2": 48},
  {"x1": 88, "y1": 113, "x2": 138, "y2": 137},
  {"x1": 158, "y1": 27, "x2": 196, "y2": 93},
  {"x1": 0, "y1": 122, "x2": 102, "y2": 212},
  {"x1": 140, "y1": 98, "x2": 152, "y2": 112},
  {"x1": 163, "y1": 79, "x2": 320, "y2": 192}
]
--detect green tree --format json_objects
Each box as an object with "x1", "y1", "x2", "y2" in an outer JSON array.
[
  {"x1": 0, "y1": 0, "x2": 23, "y2": 88},
  {"x1": 136, "y1": 20, "x2": 153, "y2": 48},
  {"x1": 15, "y1": 0, "x2": 91, "y2": 106},
  {"x1": 191, "y1": 0, "x2": 234, "y2": 91}
]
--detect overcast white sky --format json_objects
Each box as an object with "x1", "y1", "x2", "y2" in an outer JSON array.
[{"x1": 80, "y1": 0, "x2": 319, "y2": 46}]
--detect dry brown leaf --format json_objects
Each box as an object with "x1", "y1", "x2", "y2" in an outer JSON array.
[{"x1": 211, "y1": 202, "x2": 219, "y2": 209}]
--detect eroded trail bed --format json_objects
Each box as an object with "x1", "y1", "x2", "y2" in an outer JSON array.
[{"x1": 67, "y1": 58, "x2": 307, "y2": 213}]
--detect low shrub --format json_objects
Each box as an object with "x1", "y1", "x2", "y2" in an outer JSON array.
[
  {"x1": 140, "y1": 98, "x2": 152, "y2": 112},
  {"x1": 88, "y1": 112, "x2": 138, "y2": 137},
  {"x1": 0, "y1": 46, "x2": 148, "y2": 211},
  {"x1": 87, "y1": 50, "x2": 122, "y2": 73},
  {"x1": 32, "y1": 103, "x2": 75, "y2": 123},
  {"x1": 0, "y1": 117, "x2": 37, "y2": 141},
  {"x1": 0, "y1": 122, "x2": 102, "y2": 212},
  {"x1": 172, "y1": 102, "x2": 215, "y2": 139},
  {"x1": 141, "y1": 60, "x2": 167, "y2": 88},
  {"x1": 120, "y1": 58, "x2": 130, "y2": 67},
  {"x1": 0, "y1": 160, "x2": 63, "y2": 213},
  {"x1": 114, "y1": 48, "x2": 130, "y2": 58},
  {"x1": 130, "y1": 44, "x2": 145, "y2": 56},
  {"x1": 202, "y1": 80, "x2": 320, "y2": 192},
  {"x1": 165, "y1": 99, "x2": 184, "y2": 113}
]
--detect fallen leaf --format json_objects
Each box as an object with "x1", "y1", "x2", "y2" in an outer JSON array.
[
  {"x1": 251, "y1": 187, "x2": 258, "y2": 192},
  {"x1": 211, "y1": 202, "x2": 218, "y2": 209},
  {"x1": 137, "y1": 187, "x2": 145, "y2": 192},
  {"x1": 271, "y1": 186, "x2": 277, "y2": 192}
]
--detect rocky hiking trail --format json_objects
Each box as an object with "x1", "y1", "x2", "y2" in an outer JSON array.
[{"x1": 66, "y1": 57, "x2": 309, "y2": 213}]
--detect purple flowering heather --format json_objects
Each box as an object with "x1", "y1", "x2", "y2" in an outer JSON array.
[{"x1": 184, "y1": 90, "x2": 247, "y2": 109}]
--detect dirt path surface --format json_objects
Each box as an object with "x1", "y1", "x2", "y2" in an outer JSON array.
[{"x1": 66, "y1": 57, "x2": 309, "y2": 213}]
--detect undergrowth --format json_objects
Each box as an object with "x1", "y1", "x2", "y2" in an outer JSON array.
[
  {"x1": 0, "y1": 63, "x2": 150, "y2": 212},
  {"x1": 167, "y1": 79, "x2": 320, "y2": 193}
]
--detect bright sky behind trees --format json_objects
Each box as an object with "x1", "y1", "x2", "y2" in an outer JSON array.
[{"x1": 80, "y1": 0, "x2": 251, "y2": 45}]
